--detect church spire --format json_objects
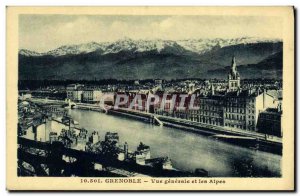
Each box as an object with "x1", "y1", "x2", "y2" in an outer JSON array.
[
  {"x1": 228, "y1": 55, "x2": 240, "y2": 92},
  {"x1": 231, "y1": 55, "x2": 236, "y2": 71}
]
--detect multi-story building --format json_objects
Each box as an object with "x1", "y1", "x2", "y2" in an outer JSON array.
[
  {"x1": 223, "y1": 91, "x2": 247, "y2": 130},
  {"x1": 82, "y1": 90, "x2": 102, "y2": 103},
  {"x1": 114, "y1": 91, "x2": 148, "y2": 111},
  {"x1": 72, "y1": 89, "x2": 83, "y2": 102},
  {"x1": 66, "y1": 84, "x2": 84, "y2": 101},
  {"x1": 196, "y1": 95, "x2": 224, "y2": 126},
  {"x1": 257, "y1": 106, "x2": 282, "y2": 137},
  {"x1": 223, "y1": 89, "x2": 277, "y2": 131}
]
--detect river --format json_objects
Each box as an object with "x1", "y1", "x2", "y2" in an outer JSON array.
[{"x1": 64, "y1": 109, "x2": 281, "y2": 177}]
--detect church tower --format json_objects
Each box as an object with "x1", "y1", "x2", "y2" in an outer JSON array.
[{"x1": 228, "y1": 56, "x2": 240, "y2": 91}]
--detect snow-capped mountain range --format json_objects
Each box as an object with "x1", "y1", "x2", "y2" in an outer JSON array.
[{"x1": 19, "y1": 37, "x2": 281, "y2": 57}]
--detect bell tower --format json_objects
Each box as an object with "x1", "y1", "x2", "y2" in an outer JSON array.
[{"x1": 228, "y1": 56, "x2": 240, "y2": 91}]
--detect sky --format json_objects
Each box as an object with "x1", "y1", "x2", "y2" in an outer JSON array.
[{"x1": 19, "y1": 15, "x2": 283, "y2": 52}]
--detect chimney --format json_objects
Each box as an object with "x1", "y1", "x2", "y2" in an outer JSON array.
[
  {"x1": 277, "y1": 102, "x2": 282, "y2": 112},
  {"x1": 124, "y1": 142, "x2": 128, "y2": 160}
]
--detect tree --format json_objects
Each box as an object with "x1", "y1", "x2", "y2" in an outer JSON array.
[{"x1": 100, "y1": 140, "x2": 119, "y2": 160}]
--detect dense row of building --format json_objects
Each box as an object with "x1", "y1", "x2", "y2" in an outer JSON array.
[{"x1": 114, "y1": 57, "x2": 283, "y2": 137}]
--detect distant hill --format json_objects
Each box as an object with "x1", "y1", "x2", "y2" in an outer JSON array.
[
  {"x1": 207, "y1": 51, "x2": 283, "y2": 79},
  {"x1": 18, "y1": 38, "x2": 283, "y2": 80}
]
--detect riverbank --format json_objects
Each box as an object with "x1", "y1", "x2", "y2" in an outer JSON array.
[
  {"x1": 29, "y1": 97, "x2": 282, "y2": 155},
  {"x1": 106, "y1": 108, "x2": 282, "y2": 155}
]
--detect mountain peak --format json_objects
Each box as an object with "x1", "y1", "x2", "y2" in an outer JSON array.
[
  {"x1": 19, "y1": 40, "x2": 282, "y2": 80},
  {"x1": 19, "y1": 37, "x2": 282, "y2": 57},
  {"x1": 19, "y1": 49, "x2": 42, "y2": 56},
  {"x1": 44, "y1": 42, "x2": 110, "y2": 56}
]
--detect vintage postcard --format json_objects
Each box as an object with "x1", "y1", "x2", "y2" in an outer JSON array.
[{"x1": 6, "y1": 6, "x2": 294, "y2": 191}]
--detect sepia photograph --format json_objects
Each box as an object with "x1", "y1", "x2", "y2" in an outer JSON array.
[{"x1": 6, "y1": 6, "x2": 295, "y2": 191}]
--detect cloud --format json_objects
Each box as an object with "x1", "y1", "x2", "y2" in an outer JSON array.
[{"x1": 19, "y1": 15, "x2": 283, "y2": 52}]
